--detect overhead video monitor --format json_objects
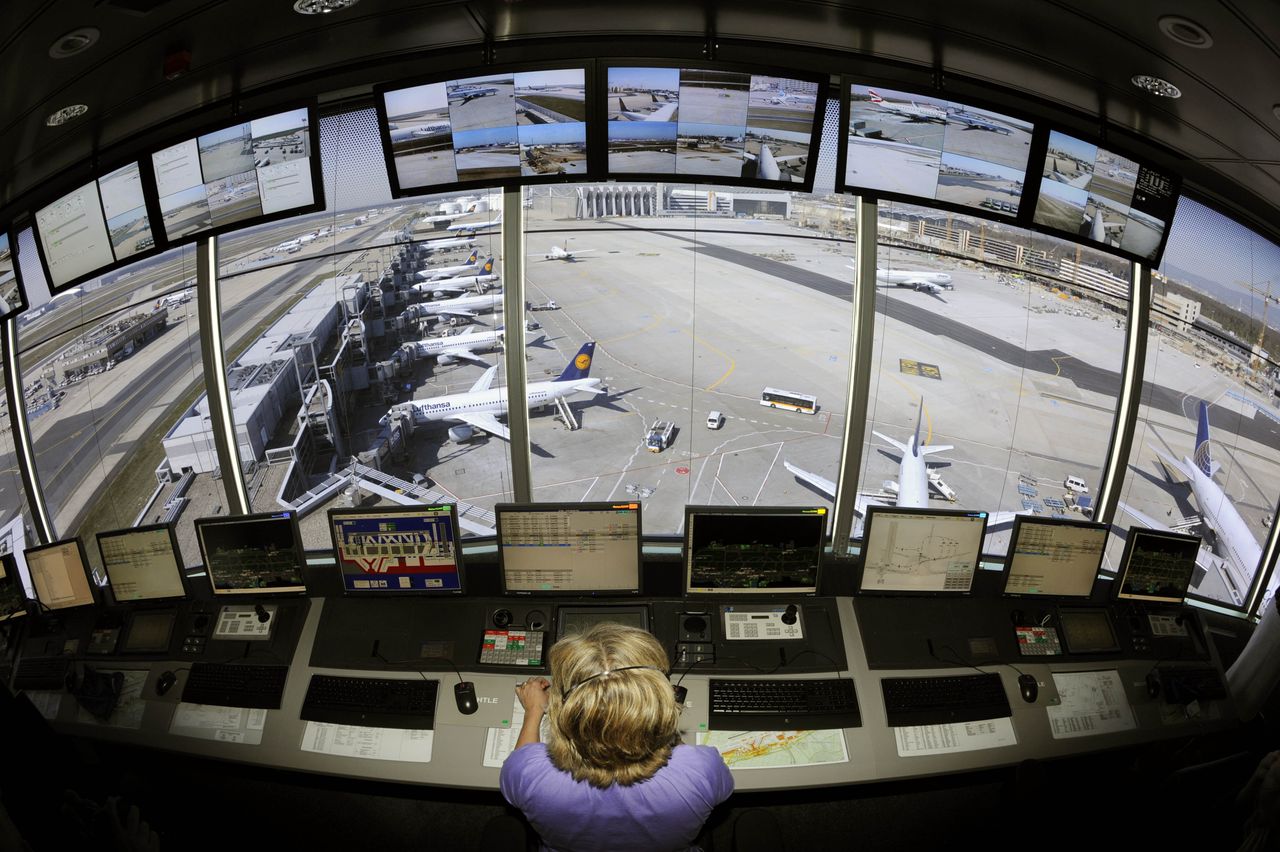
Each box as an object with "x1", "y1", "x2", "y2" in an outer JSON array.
[
  {"x1": 328, "y1": 503, "x2": 464, "y2": 594},
  {"x1": 606, "y1": 65, "x2": 823, "y2": 189},
  {"x1": 856, "y1": 506, "x2": 989, "y2": 595},
  {"x1": 0, "y1": 553, "x2": 28, "y2": 622},
  {"x1": 1031, "y1": 130, "x2": 1180, "y2": 263},
  {"x1": 840, "y1": 83, "x2": 1034, "y2": 218},
  {"x1": 1113, "y1": 527, "x2": 1200, "y2": 604},
  {"x1": 1002, "y1": 516, "x2": 1108, "y2": 599},
  {"x1": 96, "y1": 524, "x2": 188, "y2": 604},
  {"x1": 378, "y1": 67, "x2": 589, "y2": 196},
  {"x1": 25, "y1": 538, "x2": 99, "y2": 611},
  {"x1": 684, "y1": 505, "x2": 826, "y2": 595},
  {"x1": 497, "y1": 502, "x2": 642, "y2": 595},
  {"x1": 194, "y1": 511, "x2": 306, "y2": 596},
  {"x1": 151, "y1": 105, "x2": 321, "y2": 244},
  {"x1": 32, "y1": 161, "x2": 158, "y2": 291},
  {"x1": 0, "y1": 232, "x2": 28, "y2": 319}
]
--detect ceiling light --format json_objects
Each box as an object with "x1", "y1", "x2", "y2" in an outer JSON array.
[
  {"x1": 1158, "y1": 15, "x2": 1213, "y2": 49},
  {"x1": 1131, "y1": 75, "x2": 1182, "y2": 99},
  {"x1": 48, "y1": 27, "x2": 100, "y2": 59},
  {"x1": 293, "y1": 0, "x2": 359, "y2": 14},
  {"x1": 45, "y1": 104, "x2": 89, "y2": 127},
  {"x1": 1273, "y1": 104, "x2": 1280, "y2": 122}
]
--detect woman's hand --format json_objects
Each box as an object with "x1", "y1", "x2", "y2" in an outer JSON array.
[{"x1": 516, "y1": 677, "x2": 551, "y2": 717}]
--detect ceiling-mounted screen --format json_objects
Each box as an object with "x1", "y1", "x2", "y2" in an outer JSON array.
[
  {"x1": 841, "y1": 84, "x2": 1034, "y2": 217},
  {"x1": 1032, "y1": 130, "x2": 1179, "y2": 263},
  {"x1": 151, "y1": 106, "x2": 319, "y2": 243},
  {"x1": 606, "y1": 66, "x2": 821, "y2": 187},
  {"x1": 33, "y1": 162, "x2": 157, "y2": 290},
  {"x1": 0, "y1": 232, "x2": 27, "y2": 318},
  {"x1": 379, "y1": 67, "x2": 589, "y2": 195}
]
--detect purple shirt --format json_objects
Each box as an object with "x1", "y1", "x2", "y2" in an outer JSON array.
[{"x1": 500, "y1": 743, "x2": 734, "y2": 852}]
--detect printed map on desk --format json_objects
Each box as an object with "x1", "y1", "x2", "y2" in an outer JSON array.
[{"x1": 695, "y1": 730, "x2": 849, "y2": 770}]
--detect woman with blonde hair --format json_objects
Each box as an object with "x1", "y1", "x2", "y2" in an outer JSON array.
[{"x1": 499, "y1": 622, "x2": 733, "y2": 851}]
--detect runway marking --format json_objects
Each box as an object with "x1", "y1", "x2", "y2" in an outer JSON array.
[
  {"x1": 751, "y1": 443, "x2": 785, "y2": 506},
  {"x1": 1051, "y1": 355, "x2": 1071, "y2": 377},
  {"x1": 680, "y1": 328, "x2": 736, "y2": 392},
  {"x1": 581, "y1": 476, "x2": 599, "y2": 501}
]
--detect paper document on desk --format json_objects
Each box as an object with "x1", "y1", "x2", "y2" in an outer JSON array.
[
  {"x1": 484, "y1": 692, "x2": 550, "y2": 768},
  {"x1": 695, "y1": 730, "x2": 849, "y2": 769},
  {"x1": 301, "y1": 723, "x2": 434, "y2": 762},
  {"x1": 1046, "y1": 670, "x2": 1135, "y2": 739},
  {"x1": 75, "y1": 670, "x2": 147, "y2": 729},
  {"x1": 893, "y1": 718, "x2": 1018, "y2": 757},
  {"x1": 169, "y1": 703, "x2": 267, "y2": 744}
]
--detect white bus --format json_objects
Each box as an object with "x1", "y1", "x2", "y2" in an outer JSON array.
[{"x1": 760, "y1": 387, "x2": 817, "y2": 414}]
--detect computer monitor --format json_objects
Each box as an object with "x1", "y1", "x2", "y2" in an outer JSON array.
[
  {"x1": 24, "y1": 538, "x2": 99, "y2": 611},
  {"x1": 194, "y1": 512, "x2": 306, "y2": 596},
  {"x1": 683, "y1": 505, "x2": 826, "y2": 595},
  {"x1": 0, "y1": 553, "x2": 28, "y2": 622},
  {"x1": 856, "y1": 506, "x2": 989, "y2": 595},
  {"x1": 327, "y1": 504, "x2": 464, "y2": 594},
  {"x1": 1002, "y1": 516, "x2": 1108, "y2": 599},
  {"x1": 97, "y1": 524, "x2": 189, "y2": 604},
  {"x1": 497, "y1": 502, "x2": 642, "y2": 595},
  {"x1": 1113, "y1": 526, "x2": 1200, "y2": 604}
]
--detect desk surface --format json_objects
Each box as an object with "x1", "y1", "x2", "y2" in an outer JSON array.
[{"x1": 28, "y1": 596, "x2": 1236, "y2": 792}]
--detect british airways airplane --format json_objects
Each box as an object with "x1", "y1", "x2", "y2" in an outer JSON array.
[{"x1": 387, "y1": 342, "x2": 602, "y2": 442}]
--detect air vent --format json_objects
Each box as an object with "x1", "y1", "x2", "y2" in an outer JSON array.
[
  {"x1": 46, "y1": 104, "x2": 89, "y2": 127},
  {"x1": 1158, "y1": 15, "x2": 1213, "y2": 49},
  {"x1": 1131, "y1": 75, "x2": 1182, "y2": 99}
]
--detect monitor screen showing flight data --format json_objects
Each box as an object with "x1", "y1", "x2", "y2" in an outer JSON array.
[
  {"x1": 1032, "y1": 130, "x2": 1179, "y2": 262},
  {"x1": 328, "y1": 504, "x2": 464, "y2": 594},
  {"x1": 97, "y1": 524, "x2": 187, "y2": 603},
  {"x1": 194, "y1": 512, "x2": 306, "y2": 596},
  {"x1": 380, "y1": 68, "x2": 588, "y2": 195},
  {"x1": 34, "y1": 162, "x2": 156, "y2": 289},
  {"x1": 842, "y1": 84, "x2": 1034, "y2": 216},
  {"x1": 25, "y1": 539, "x2": 98, "y2": 611},
  {"x1": 497, "y1": 502, "x2": 642, "y2": 594},
  {"x1": 684, "y1": 506, "x2": 826, "y2": 594},
  {"x1": 1002, "y1": 517, "x2": 1108, "y2": 599},
  {"x1": 0, "y1": 553, "x2": 27, "y2": 622},
  {"x1": 0, "y1": 232, "x2": 26, "y2": 318},
  {"x1": 857, "y1": 506, "x2": 989, "y2": 595},
  {"x1": 151, "y1": 107, "x2": 317, "y2": 243},
  {"x1": 1114, "y1": 527, "x2": 1200, "y2": 604},
  {"x1": 607, "y1": 66, "x2": 821, "y2": 185}
]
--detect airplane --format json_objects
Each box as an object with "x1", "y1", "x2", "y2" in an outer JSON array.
[
  {"x1": 447, "y1": 211, "x2": 502, "y2": 233},
  {"x1": 615, "y1": 95, "x2": 679, "y2": 122},
  {"x1": 390, "y1": 341, "x2": 602, "y2": 442},
  {"x1": 948, "y1": 110, "x2": 1013, "y2": 135},
  {"x1": 449, "y1": 85, "x2": 499, "y2": 104},
  {"x1": 846, "y1": 264, "x2": 955, "y2": 296},
  {"x1": 866, "y1": 89, "x2": 948, "y2": 123},
  {"x1": 1050, "y1": 169, "x2": 1092, "y2": 190},
  {"x1": 390, "y1": 123, "x2": 450, "y2": 144},
  {"x1": 275, "y1": 239, "x2": 302, "y2": 253},
  {"x1": 542, "y1": 243, "x2": 595, "y2": 262},
  {"x1": 415, "y1": 249, "x2": 483, "y2": 281},
  {"x1": 1119, "y1": 400, "x2": 1263, "y2": 609},
  {"x1": 744, "y1": 144, "x2": 805, "y2": 182},
  {"x1": 419, "y1": 203, "x2": 480, "y2": 228},
  {"x1": 420, "y1": 237, "x2": 477, "y2": 254},
  {"x1": 410, "y1": 325, "x2": 504, "y2": 367},
  {"x1": 412, "y1": 262, "x2": 499, "y2": 299},
  {"x1": 767, "y1": 91, "x2": 817, "y2": 107},
  {"x1": 412, "y1": 290, "x2": 504, "y2": 321}
]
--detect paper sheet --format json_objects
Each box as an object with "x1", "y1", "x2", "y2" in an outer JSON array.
[
  {"x1": 893, "y1": 718, "x2": 1018, "y2": 757},
  {"x1": 1046, "y1": 670, "x2": 1136, "y2": 739},
  {"x1": 301, "y1": 723, "x2": 434, "y2": 762},
  {"x1": 75, "y1": 670, "x2": 147, "y2": 729},
  {"x1": 484, "y1": 691, "x2": 549, "y2": 768},
  {"x1": 696, "y1": 730, "x2": 849, "y2": 769},
  {"x1": 169, "y1": 703, "x2": 267, "y2": 744}
]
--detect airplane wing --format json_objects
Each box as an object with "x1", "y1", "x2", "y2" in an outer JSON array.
[
  {"x1": 1149, "y1": 445, "x2": 1193, "y2": 482},
  {"x1": 452, "y1": 351, "x2": 494, "y2": 367},
  {"x1": 452, "y1": 412, "x2": 510, "y2": 441},
  {"x1": 784, "y1": 461, "x2": 836, "y2": 498},
  {"x1": 433, "y1": 308, "x2": 478, "y2": 320},
  {"x1": 1055, "y1": 171, "x2": 1092, "y2": 189},
  {"x1": 468, "y1": 366, "x2": 498, "y2": 394}
]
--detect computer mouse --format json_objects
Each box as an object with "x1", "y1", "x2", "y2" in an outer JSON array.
[
  {"x1": 454, "y1": 681, "x2": 479, "y2": 715},
  {"x1": 1017, "y1": 674, "x2": 1038, "y2": 703},
  {"x1": 155, "y1": 670, "x2": 178, "y2": 697}
]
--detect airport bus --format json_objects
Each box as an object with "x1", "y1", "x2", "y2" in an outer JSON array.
[{"x1": 760, "y1": 387, "x2": 817, "y2": 414}]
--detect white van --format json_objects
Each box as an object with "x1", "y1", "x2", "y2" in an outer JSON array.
[
  {"x1": 1064, "y1": 475, "x2": 1088, "y2": 494},
  {"x1": 706, "y1": 411, "x2": 724, "y2": 430}
]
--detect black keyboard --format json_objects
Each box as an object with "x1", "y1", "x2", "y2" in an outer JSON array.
[
  {"x1": 881, "y1": 673, "x2": 1012, "y2": 727},
  {"x1": 12, "y1": 657, "x2": 71, "y2": 690},
  {"x1": 181, "y1": 663, "x2": 289, "y2": 709},
  {"x1": 1159, "y1": 667, "x2": 1228, "y2": 705},
  {"x1": 708, "y1": 678, "x2": 860, "y2": 730},
  {"x1": 301, "y1": 675, "x2": 439, "y2": 729}
]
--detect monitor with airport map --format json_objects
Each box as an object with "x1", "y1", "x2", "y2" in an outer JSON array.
[
  {"x1": 1002, "y1": 516, "x2": 1108, "y2": 599},
  {"x1": 856, "y1": 506, "x2": 989, "y2": 595},
  {"x1": 1113, "y1": 526, "x2": 1200, "y2": 604},
  {"x1": 684, "y1": 505, "x2": 826, "y2": 595},
  {"x1": 328, "y1": 503, "x2": 464, "y2": 594},
  {"x1": 195, "y1": 511, "x2": 306, "y2": 596},
  {"x1": 497, "y1": 502, "x2": 642, "y2": 595}
]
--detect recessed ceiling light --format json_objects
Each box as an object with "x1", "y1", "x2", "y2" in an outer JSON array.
[
  {"x1": 1272, "y1": 104, "x2": 1280, "y2": 122},
  {"x1": 48, "y1": 27, "x2": 100, "y2": 59},
  {"x1": 1158, "y1": 15, "x2": 1213, "y2": 49},
  {"x1": 46, "y1": 104, "x2": 89, "y2": 126},
  {"x1": 1131, "y1": 75, "x2": 1182, "y2": 99},
  {"x1": 293, "y1": 0, "x2": 359, "y2": 14}
]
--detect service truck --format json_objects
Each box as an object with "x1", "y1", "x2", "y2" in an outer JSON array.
[{"x1": 646, "y1": 420, "x2": 675, "y2": 452}]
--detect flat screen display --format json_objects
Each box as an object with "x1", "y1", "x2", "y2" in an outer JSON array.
[
  {"x1": 684, "y1": 506, "x2": 826, "y2": 594},
  {"x1": 25, "y1": 539, "x2": 98, "y2": 611},
  {"x1": 34, "y1": 162, "x2": 156, "y2": 289},
  {"x1": 0, "y1": 553, "x2": 27, "y2": 622},
  {"x1": 194, "y1": 512, "x2": 306, "y2": 596},
  {"x1": 152, "y1": 108, "x2": 316, "y2": 242},
  {"x1": 97, "y1": 524, "x2": 187, "y2": 603},
  {"x1": 1114, "y1": 527, "x2": 1200, "y2": 604},
  {"x1": 1058, "y1": 608, "x2": 1120, "y2": 654},
  {"x1": 607, "y1": 67, "x2": 820, "y2": 184},
  {"x1": 1032, "y1": 130, "x2": 1179, "y2": 262},
  {"x1": 858, "y1": 507, "x2": 989, "y2": 594},
  {"x1": 842, "y1": 84, "x2": 1033, "y2": 216},
  {"x1": 1003, "y1": 517, "x2": 1108, "y2": 599},
  {"x1": 497, "y1": 502, "x2": 642, "y2": 595},
  {"x1": 382, "y1": 68, "x2": 588, "y2": 194},
  {"x1": 0, "y1": 232, "x2": 26, "y2": 318},
  {"x1": 328, "y1": 504, "x2": 464, "y2": 594}
]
